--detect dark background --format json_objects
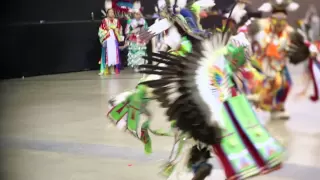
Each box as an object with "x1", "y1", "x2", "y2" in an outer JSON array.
[{"x1": 1, "y1": 0, "x2": 318, "y2": 79}]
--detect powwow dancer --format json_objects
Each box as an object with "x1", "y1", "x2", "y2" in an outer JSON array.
[
  {"x1": 99, "y1": 0, "x2": 123, "y2": 75},
  {"x1": 125, "y1": 1, "x2": 149, "y2": 71},
  {"x1": 138, "y1": 1, "x2": 286, "y2": 180},
  {"x1": 108, "y1": 0, "x2": 286, "y2": 180},
  {"x1": 107, "y1": 0, "x2": 213, "y2": 155},
  {"x1": 239, "y1": 0, "x2": 302, "y2": 119}
]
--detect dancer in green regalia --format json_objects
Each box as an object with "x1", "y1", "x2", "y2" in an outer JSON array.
[{"x1": 107, "y1": 0, "x2": 285, "y2": 180}]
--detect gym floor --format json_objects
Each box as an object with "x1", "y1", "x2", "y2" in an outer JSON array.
[{"x1": 1, "y1": 65, "x2": 319, "y2": 180}]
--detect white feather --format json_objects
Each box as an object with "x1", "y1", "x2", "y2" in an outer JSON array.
[
  {"x1": 194, "y1": 0, "x2": 216, "y2": 8},
  {"x1": 101, "y1": 9, "x2": 106, "y2": 16},
  {"x1": 193, "y1": 34, "x2": 230, "y2": 127},
  {"x1": 176, "y1": 0, "x2": 187, "y2": 8},
  {"x1": 148, "y1": 18, "x2": 173, "y2": 35},
  {"x1": 105, "y1": 0, "x2": 112, "y2": 10},
  {"x1": 258, "y1": 2, "x2": 272, "y2": 12},
  {"x1": 164, "y1": 26, "x2": 182, "y2": 50},
  {"x1": 157, "y1": 0, "x2": 166, "y2": 9},
  {"x1": 309, "y1": 44, "x2": 319, "y2": 54},
  {"x1": 225, "y1": 3, "x2": 247, "y2": 23},
  {"x1": 133, "y1": 1, "x2": 141, "y2": 11},
  {"x1": 286, "y1": 2, "x2": 299, "y2": 12},
  {"x1": 169, "y1": 0, "x2": 175, "y2": 7},
  {"x1": 110, "y1": 91, "x2": 134, "y2": 105}
]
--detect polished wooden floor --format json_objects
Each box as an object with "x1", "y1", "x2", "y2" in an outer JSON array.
[{"x1": 0, "y1": 65, "x2": 319, "y2": 180}]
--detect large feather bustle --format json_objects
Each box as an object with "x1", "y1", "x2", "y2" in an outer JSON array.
[
  {"x1": 140, "y1": 53, "x2": 222, "y2": 144},
  {"x1": 137, "y1": 32, "x2": 233, "y2": 144}
]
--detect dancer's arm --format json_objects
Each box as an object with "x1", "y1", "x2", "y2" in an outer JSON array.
[{"x1": 98, "y1": 19, "x2": 110, "y2": 44}]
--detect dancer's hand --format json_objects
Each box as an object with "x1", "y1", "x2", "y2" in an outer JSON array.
[
  {"x1": 109, "y1": 24, "x2": 116, "y2": 29},
  {"x1": 119, "y1": 44, "x2": 128, "y2": 50}
]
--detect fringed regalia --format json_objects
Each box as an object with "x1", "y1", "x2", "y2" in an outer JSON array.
[
  {"x1": 107, "y1": 0, "x2": 286, "y2": 180},
  {"x1": 139, "y1": 34, "x2": 284, "y2": 180},
  {"x1": 122, "y1": 1, "x2": 148, "y2": 69},
  {"x1": 99, "y1": 1, "x2": 123, "y2": 75},
  {"x1": 238, "y1": 0, "x2": 302, "y2": 119},
  {"x1": 125, "y1": 18, "x2": 148, "y2": 69},
  {"x1": 98, "y1": 17, "x2": 123, "y2": 75}
]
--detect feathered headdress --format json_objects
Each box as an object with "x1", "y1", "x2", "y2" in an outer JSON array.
[{"x1": 258, "y1": 0, "x2": 299, "y2": 14}]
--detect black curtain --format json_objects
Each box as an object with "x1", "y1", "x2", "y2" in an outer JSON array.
[
  {"x1": 1, "y1": 0, "x2": 241, "y2": 79},
  {"x1": 4, "y1": 0, "x2": 105, "y2": 23}
]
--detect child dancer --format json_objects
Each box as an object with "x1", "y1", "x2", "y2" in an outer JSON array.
[{"x1": 99, "y1": 1, "x2": 123, "y2": 75}]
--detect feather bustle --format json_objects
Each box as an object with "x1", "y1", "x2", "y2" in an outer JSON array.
[{"x1": 137, "y1": 31, "x2": 232, "y2": 144}]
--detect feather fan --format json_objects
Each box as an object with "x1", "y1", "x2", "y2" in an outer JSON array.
[
  {"x1": 137, "y1": 31, "x2": 234, "y2": 144},
  {"x1": 287, "y1": 30, "x2": 310, "y2": 64}
]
